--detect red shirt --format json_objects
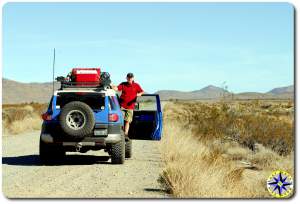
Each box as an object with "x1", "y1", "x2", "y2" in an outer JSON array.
[{"x1": 118, "y1": 81, "x2": 143, "y2": 110}]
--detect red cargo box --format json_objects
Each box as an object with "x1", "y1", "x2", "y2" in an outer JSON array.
[{"x1": 72, "y1": 68, "x2": 100, "y2": 82}]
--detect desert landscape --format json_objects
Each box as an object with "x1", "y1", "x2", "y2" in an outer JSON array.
[
  {"x1": 3, "y1": 2, "x2": 294, "y2": 199},
  {"x1": 160, "y1": 99, "x2": 294, "y2": 198},
  {"x1": 2, "y1": 80, "x2": 294, "y2": 197},
  {"x1": 2, "y1": 78, "x2": 293, "y2": 104}
]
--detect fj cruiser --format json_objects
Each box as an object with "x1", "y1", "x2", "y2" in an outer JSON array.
[{"x1": 39, "y1": 68, "x2": 163, "y2": 164}]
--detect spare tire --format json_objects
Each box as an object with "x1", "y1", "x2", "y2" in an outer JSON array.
[{"x1": 59, "y1": 101, "x2": 95, "y2": 139}]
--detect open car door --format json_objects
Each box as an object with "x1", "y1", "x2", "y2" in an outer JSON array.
[{"x1": 128, "y1": 94, "x2": 163, "y2": 140}]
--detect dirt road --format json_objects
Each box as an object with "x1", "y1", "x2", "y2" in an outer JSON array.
[{"x1": 2, "y1": 131, "x2": 168, "y2": 198}]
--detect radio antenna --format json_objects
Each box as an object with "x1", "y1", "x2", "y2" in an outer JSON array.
[{"x1": 52, "y1": 48, "x2": 56, "y2": 94}]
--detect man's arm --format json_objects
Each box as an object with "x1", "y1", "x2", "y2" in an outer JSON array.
[
  {"x1": 136, "y1": 83, "x2": 144, "y2": 97},
  {"x1": 110, "y1": 84, "x2": 118, "y2": 91},
  {"x1": 137, "y1": 91, "x2": 144, "y2": 97},
  {"x1": 111, "y1": 83, "x2": 122, "y2": 92}
]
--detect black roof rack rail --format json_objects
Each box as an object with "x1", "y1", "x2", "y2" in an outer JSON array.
[
  {"x1": 57, "y1": 81, "x2": 110, "y2": 91},
  {"x1": 56, "y1": 75, "x2": 111, "y2": 91}
]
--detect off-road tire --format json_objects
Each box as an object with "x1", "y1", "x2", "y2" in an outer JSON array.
[
  {"x1": 125, "y1": 139, "x2": 132, "y2": 158},
  {"x1": 39, "y1": 138, "x2": 65, "y2": 164},
  {"x1": 111, "y1": 136, "x2": 125, "y2": 164},
  {"x1": 59, "y1": 101, "x2": 95, "y2": 139}
]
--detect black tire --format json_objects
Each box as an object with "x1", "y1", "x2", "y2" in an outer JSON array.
[
  {"x1": 39, "y1": 138, "x2": 65, "y2": 164},
  {"x1": 111, "y1": 136, "x2": 125, "y2": 164},
  {"x1": 59, "y1": 101, "x2": 95, "y2": 139},
  {"x1": 125, "y1": 139, "x2": 132, "y2": 158}
]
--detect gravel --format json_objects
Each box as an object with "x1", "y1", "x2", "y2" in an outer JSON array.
[{"x1": 2, "y1": 131, "x2": 168, "y2": 198}]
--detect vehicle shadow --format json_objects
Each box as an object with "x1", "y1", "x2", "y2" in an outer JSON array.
[{"x1": 2, "y1": 154, "x2": 111, "y2": 166}]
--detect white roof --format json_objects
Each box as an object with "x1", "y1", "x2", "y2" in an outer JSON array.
[{"x1": 54, "y1": 88, "x2": 116, "y2": 96}]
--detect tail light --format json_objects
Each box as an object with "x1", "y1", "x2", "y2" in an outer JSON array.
[
  {"x1": 41, "y1": 113, "x2": 52, "y2": 121},
  {"x1": 109, "y1": 113, "x2": 119, "y2": 122}
]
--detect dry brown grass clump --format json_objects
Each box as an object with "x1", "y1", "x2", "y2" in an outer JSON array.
[
  {"x1": 160, "y1": 101, "x2": 294, "y2": 198},
  {"x1": 163, "y1": 100, "x2": 294, "y2": 156},
  {"x1": 2, "y1": 103, "x2": 47, "y2": 135}
]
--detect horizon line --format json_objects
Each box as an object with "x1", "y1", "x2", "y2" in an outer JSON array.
[{"x1": 2, "y1": 77, "x2": 293, "y2": 94}]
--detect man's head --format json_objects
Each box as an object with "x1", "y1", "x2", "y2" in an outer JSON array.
[{"x1": 126, "y1": 73, "x2": 134, "y2": 84}]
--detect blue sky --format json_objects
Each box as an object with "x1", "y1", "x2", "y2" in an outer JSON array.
[{"x1": 3, "y1": 2, "x2": 294, "y2": 93}]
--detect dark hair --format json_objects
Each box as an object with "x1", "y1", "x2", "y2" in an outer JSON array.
[{"x1": 127, "y1": 73, "x2": 134, "y2": 78}]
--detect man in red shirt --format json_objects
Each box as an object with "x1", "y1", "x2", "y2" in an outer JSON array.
[{"x1": 111, "y1": 73, "x2": 144, "y2": 138}]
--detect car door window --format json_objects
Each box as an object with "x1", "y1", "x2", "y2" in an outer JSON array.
[{"x1": 136, "y1": 96, "x2": 157, "y2": 111}]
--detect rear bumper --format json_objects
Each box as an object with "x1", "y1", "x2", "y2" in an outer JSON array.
[
  {"x1": 41, "y1": 122, "x2": 123, "y2": 146},
  {"x1": 41, "y1": 133, "x2": 122, "y2": 146}
]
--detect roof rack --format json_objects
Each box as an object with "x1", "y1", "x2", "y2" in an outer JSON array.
[
  {"x1": 55, "y1": 71, "x2": 112, "y2": 91},
  {"x1": 56, "y1": 79, "x2": 110, "y2": 91}
]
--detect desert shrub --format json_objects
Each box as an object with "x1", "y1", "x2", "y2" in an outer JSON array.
[
  {"x1": 159, "y1": 121, "x2": 292, "y2": 198},
  {"x1": 161, "y1": 101, "x2": 294, "y2": 198},
  {"x1": 164, "y1": 101, "x2": 294, "y2": 155},
  {"x1": 2, "y1": 103, "x2": 47, "y2": 135}
]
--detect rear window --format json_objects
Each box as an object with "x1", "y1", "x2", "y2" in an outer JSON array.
[
  {"x1": 136, "y1": 96, "x2": 157, "y2": 111},
  {"x1": 108, "y1": 96, "x2": 119, "y2": 110},
  {"x1": 56, "y1": 92, "x2": 105, "y2": 110}
]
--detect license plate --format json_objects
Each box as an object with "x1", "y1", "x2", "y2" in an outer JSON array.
[{"x1": 94, "y1": 129, "x2": 107, "y2": 136}]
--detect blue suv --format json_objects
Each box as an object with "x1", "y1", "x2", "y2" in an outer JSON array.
[{"x1": 40, "y1": 84, "x2": 163, "y2": 164}]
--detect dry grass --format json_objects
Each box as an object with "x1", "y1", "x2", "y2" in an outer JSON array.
[
  {"x1": 163, "y1": 100, "x2": 294, "y2": 155},
  {"x1": 2, "y1": 103, "x2": 47, "y2": 135},
  {"x1": 160, "y1": 100, "x2": 294, "y2": 198}
]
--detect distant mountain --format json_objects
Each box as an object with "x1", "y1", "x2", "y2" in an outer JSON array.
[
  {"x1": 155, "y1": 85, "x2": 228, "y2": 100},
  {"x1": 2, "y1": 78, "x2": 60, "y2": 104},
  {"x1": 192, "y1": 85, "x2": 229, "y2": 98},
  {"x1": 156, "y1": 85, "x2": 293, "y2": 100},
  {"x1": 267, "y1": 85, "x2": 294, "y2": 94},
  {"x1": 234, "y1": 92, "x2": 272, "y2": 100},
  {"x1": 2, "y1": 78, "x2": 293, "y2": 104},
  {"x1": 153, "y1": 90, "x2": 189, "y2": 100}
]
